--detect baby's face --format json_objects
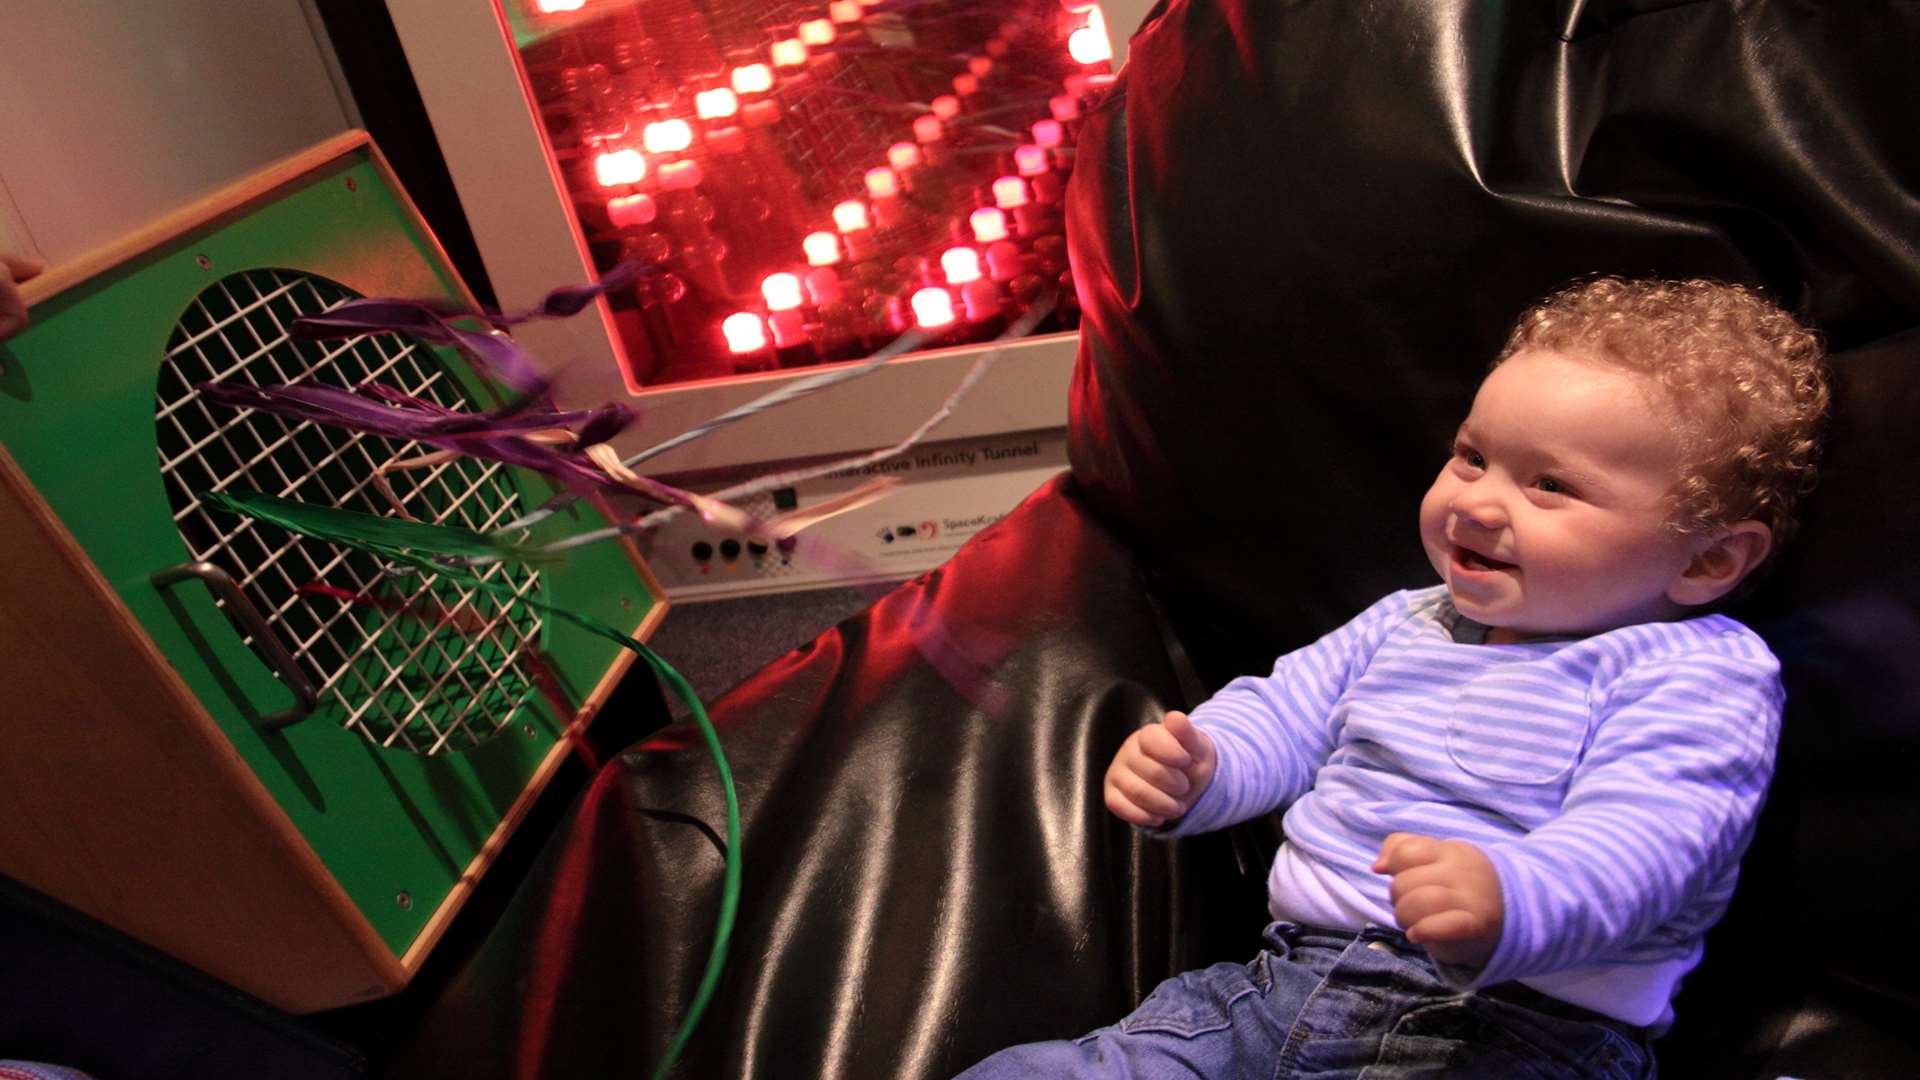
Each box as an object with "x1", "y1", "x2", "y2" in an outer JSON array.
[{"x1": 1418, "y1": 349, "x2": 1700, "y2": 642}]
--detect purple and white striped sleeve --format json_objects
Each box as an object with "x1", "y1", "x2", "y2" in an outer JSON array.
[
  {"x1": 1166, "y1": 591, "x2": 1415, "y2": 836},
  {"x1": 1459, "y1": 639, "x2": 1783, "y2": 988}
]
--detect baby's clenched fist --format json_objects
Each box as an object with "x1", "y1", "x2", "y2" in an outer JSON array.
[{"x1": 1103, "y1": 711, "x2": 1217, "y2": 828}]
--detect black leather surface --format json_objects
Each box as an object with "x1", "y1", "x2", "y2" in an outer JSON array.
[
  {"x1": 389, "y1": 2, "x2": 1919, "y2": 1076},
  {"x1": 389, "y1": 478, "x2": 1270, "y2": 1077}
]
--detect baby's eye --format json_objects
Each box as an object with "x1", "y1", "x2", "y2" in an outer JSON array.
[
  {"x1": 1536, "y1": 476, "x2": 1569, "y2": 495},
  {"x1": 1453, "y1": 444, "x2": 1485, "y2": 469}
]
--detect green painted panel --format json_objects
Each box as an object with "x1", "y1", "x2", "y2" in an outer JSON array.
[{"x1": 0, "y1": 146, "x2": 657, "y2": 956}]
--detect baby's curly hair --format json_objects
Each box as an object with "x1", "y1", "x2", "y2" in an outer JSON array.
[{"x1": 1494, "y1": 277, "x2": 1830, "y2": 556}]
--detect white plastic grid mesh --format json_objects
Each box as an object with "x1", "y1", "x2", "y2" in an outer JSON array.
[{"x1": 153, "y1": 268, "x2": 545, "y2": 755}]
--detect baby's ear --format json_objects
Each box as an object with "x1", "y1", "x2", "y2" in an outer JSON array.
[{"x1": 1668, "y1": 520, "x2": 1773, "y2": 607}]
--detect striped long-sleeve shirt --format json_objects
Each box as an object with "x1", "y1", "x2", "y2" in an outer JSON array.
[{"x1": 1167, "y1": 586, "x2": 1782, "y2": 1030}]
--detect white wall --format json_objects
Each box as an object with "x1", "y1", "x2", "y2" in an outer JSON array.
[{"x1": 0, "y1": 1, "x2": 352, "y2": 265}]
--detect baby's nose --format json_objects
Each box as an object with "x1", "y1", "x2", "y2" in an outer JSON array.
[{"x1": 1450, "y1": 489, "x2": 1508, "y2": 531}]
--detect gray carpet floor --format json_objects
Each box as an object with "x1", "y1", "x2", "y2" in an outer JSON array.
[{"x1": 646, "y1": 584, "x2": 883, "y2": 717}]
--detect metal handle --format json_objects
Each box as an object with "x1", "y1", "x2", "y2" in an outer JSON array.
[{"x1": 152, "y1": 560, "x2": 317, "y2": 729}]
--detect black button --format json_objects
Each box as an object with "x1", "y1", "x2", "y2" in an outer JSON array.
[
  {"x1": 719, "y1": 539, "x2": 741, "y2": 560},
  {"x1": 748, "y1": 540, "x2": 769, "y2": 556},
  {"x1": 772, "y1": 487, "x2": 799, "y2": 511},
  {"x1": 691, "y1": 541, "x2": 713, "y2": 561}
]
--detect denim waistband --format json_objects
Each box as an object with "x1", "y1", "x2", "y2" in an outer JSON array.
[{"x1": 1263, "y1": 921, "x2": 1651, "y2": 1040}]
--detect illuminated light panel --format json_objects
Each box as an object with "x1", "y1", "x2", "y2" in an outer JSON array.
[
  {"x1": 1049, "y1": 94, "x2": 1081, "y2": 122},
  {"x1": 593, "y1": 148, "x2": 646, "y2": 186},
  {"x1": 722, "y1": 312, "x2": 769, "y2": 353},
  {"x1": 1014, "y1": 144, "x2": 1050, "y2": 176},
  {"x1": 762, "y1": 272, "x2": 805, "y2": 311},
  {"x1": 732, "y1": 63, "x2": 774, "y2": 94},
  {"x1": 1032, "y1": 118, "x2": 1065, "y2": 148},
  {"x1": 864, "y1": 166, "x2": 900, "y2": 198},
  {"x1": 931, "y1": 95, "x2": 961, "y2": 121},
  {"x1": 742, "y1": 99, "x2": 781, "y2": 127},
  {"x1": 833, "y1": 199, "x2": 871, "y2": 232},
  {"x1": 992, "y1": 175, "x2": 1031, "y2": 209},
  {"x1": 911, "y1": 288, "x2": 957, "y2": 328},
  {"x1": 941, "y1": 246, "x2": 983, "y2": 285},
  {"x1": 771, "y1": 38, "x2": 808, "y2": 68},
  {"x1": 1068, "y1": 26, "x2": 1112, "y2": 65},
  {"x1": 803, "y1": 231, "x2": 842, "y2": 266},
  {"x1": 606, "y1": 192, "x2": 657, "y2": 228},
  {"x1": 798, "y1": 19, "x2": 836, "y2": 46},
  {"x1": 1059, "y1": 0, "x2": 1098, "y2": 10},
  {"x1": 912, "y1": 114, "x2": 945, "y2": 143},
  {"x1": 695, "y1": 87, "x2": 739, "y2": 119},
  {"x1": 806, "y1": 267, "x2": 844, "y2": 305},
  {"x1": 969, "y1": 56, "x2": 994, "y2": 78},
  {"x1": 707, "y1": 125, "x2": 748, "y2": 154},
  {"x1": 953, "y1": 74, "x2": 980, "y2": 96},
  {"x1": 969, "y1": 207, "x2": 1009, "y2": 243},
  {"x1": 887, "y1": 141, "x2": 923, "y2": 170},
  {"x1": 643, "y1": 119, "x2": 693, "y2": 153},
  {"x1": 657, "y1": 160, "x2": 703, "y2": 190},
  {"x1": 536, "y1": 0, "x2": 586, "y2": 11},
  {"x1": 830, "y1": 1, "x2": 863, "y2": 23}
]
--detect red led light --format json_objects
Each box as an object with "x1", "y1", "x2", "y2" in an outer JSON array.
[
  {"x1": 606, "y1": 193, "x2": 657, "y2": 228},
  {"x1": 1049, "y1": 94, "x2": 1081, "y2": 122},
  {"x1": 1059, "y1": 0, "x2": 1098, "y2": 10},
  {"x1": 953, "y1": 74, "x2": 980, "y2": 97},
  {"x1": 643, "y1": 119, "x2": 693, "y2": 154},
  {"x1": 695, "y1": 87, "x2": 739, "y2": 119},
  {"x1": 771, "y1": 38, "x2": 808, "y2": 68},
  {"x1": 913, "y1": 114, "x2": 945, "y2": 143},
  {"x1": 805, "y1": 267, "x2": 844, "y2": 305},
  {"x1": 942, "y1": 246, "x2": 983, "y2": 285},
  {"x1": 1032, "y1": 119, "x2": 1065, "y2": 148},
  {"x1": 804, "y1": 231, "x2": 842, "y2": 266},
  {"x1": 535, "y1": 0, "x2": 585, "y2": 11},
  {"x1": 722, "y1": 312, "x2": 768, "y2": 353},
  {"x1": 762, "y1": 272, "x2": 805, "y2": 311},
  {"x1": 1068, "y1": 27, "x2": 1112, "y2": 65},
  {"x1": 992, "y1": 175, "x2": 1031, "y2": 209},
  {"x1": 986, "y1": 240, "x2": 1024, "y2": 282},
  {"x1": 732, "y1": 63, "x2": 774, "y2": 94},
  {"x1": 658, "y1": 160, "x2": 703, "y2": 190},
  {"x1": 969, "y1": 56, "x2": 994, "y2": 78},
  {"x1": 742, "y1": 99, "x2": 781, "y2": 127},
  {"x1": 931, "y1": 95, "x2": 961, "y2": 120},
  {"x1": 830, "y1": 0, "x2": 863, "y2": 23},
  {"x1": 707, "y1": 125, "x2": 748, "y2": 154},
  {"x1": 888, "y1": 141, "x2": 923, "y2": 170},
  {"x1": 1015, "y1": 144, "x2": 1050, "y2": 176},
  {"x1": 593, "y1": 148, "x2": 646, "y2": 187},
  {"x1": 962, "y1": 278, "x2": 1001, "y2": 322},
  {"x1": 969, "y1": 207, "x2": 1009, "y2": 243},
  {"x1": 798, "y1": 19, "x2": 836, "y2": 46},
  {"x1": 911, "y1": 287, "x2": 957, "y2": 328},
  {"x1": 864, "y1": 166, "x2": 900, "y2": 198},
  {"x1": 833, "y1": 200, "x2": 871, "y2": 232}
]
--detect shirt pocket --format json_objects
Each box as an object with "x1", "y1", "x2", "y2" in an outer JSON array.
[{"x1": 1444, "y1": 680, "x2": 1595, "y2": 786}]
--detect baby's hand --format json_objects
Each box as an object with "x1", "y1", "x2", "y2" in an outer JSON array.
[
  {"x1": 1103, "y1": 710, "x2": 1216, "y2": 828},
  {"x1": 1372, "y1": 833, "x2": 1504, "y2": 970}
]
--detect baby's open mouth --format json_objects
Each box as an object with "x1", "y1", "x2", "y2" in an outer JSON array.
[{"x1": 1454, "y1": 546, "x2": 1515, "y2": 572}]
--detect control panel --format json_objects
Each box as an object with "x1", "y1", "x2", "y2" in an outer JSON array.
[{"x1": 639, "y1": 428, "x2": 1068, "y2": 600}]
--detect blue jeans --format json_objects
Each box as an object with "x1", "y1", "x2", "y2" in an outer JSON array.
[{"x1": 955, "y1": 923, "x2": 1655, "y2": 1079}]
